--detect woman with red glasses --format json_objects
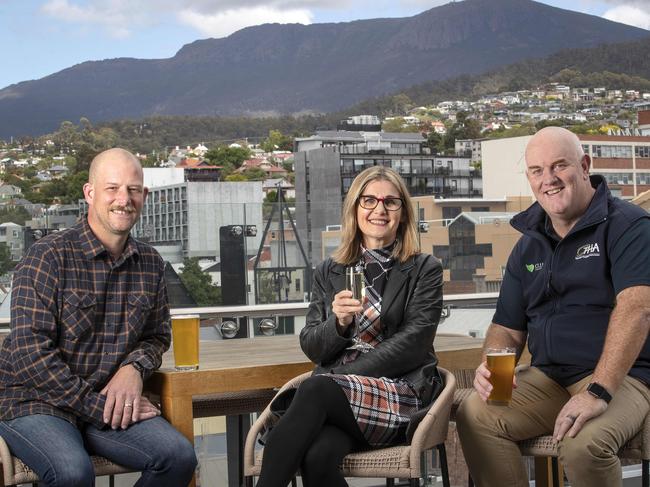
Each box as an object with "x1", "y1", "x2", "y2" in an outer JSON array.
[{"x1": 257, "y1": 166, "x2": 444, "y2": 487}]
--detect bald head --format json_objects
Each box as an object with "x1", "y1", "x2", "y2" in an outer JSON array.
[
  {"x1": 83, "y1": 148, "x2": 148, "y2": 257},
  {"x1": 525, "y1": 127, "x2": 585, "y2": 165},
  {"x1": 89, "y1": 148, "x2": 142, "y2": 185},
  {"x1": 524, "y1": 126, "x2": 595, "y2": 237}
]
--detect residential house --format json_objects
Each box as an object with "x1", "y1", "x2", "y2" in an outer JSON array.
[
  {"x1": 48, "y1": 165, "x2": 69, "y2": 179},
  {"x1": 262, "y1": 178, "x2": 295, "y2": 199},
  {"x1": 0, "y1": 184, "x2": 22, "y2": 200},
  {"x1": 237, "y1": 158, "x2": 288, "y2": 179},
  {"x1": 0, "y1": 222, "x2": 23, "y2": 261}
]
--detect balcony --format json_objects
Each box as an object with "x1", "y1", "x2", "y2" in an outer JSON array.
[{"x1": 2, "y1": 196, "x2": 646, "y2": 487}]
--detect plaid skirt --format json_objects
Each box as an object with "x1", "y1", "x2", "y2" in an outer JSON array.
[{"x1": 323, "y1": 373, "x2": 421, "y2": 447}]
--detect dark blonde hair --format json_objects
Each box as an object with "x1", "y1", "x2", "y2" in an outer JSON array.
[{"x1": 332, "y1": 166, "x2": 419, "y2": 264}]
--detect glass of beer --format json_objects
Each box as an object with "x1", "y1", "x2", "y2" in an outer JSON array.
[
  {"x1": 171, "y1": 314, "x2": 200, "y2": 371},
  {"x1": 486, "y1": 347, "x2": 516, "y2": 406}
]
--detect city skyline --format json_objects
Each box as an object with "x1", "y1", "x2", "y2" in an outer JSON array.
[{"x1": 1, "y1": 0, "x2": 649, "y2": 90}]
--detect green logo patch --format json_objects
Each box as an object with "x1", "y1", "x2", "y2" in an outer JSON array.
[{"x1": 525, "y1": 264, "x2": 535, "y2": 273}]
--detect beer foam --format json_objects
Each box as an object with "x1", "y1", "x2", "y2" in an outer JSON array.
[{"x1": 486, "y1": 352, "x2": 515, "y2": 356}]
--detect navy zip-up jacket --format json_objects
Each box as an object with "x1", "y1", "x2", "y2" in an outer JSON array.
[{"x1": 494, "y1": 176, "x2": 650, "y2": 387}]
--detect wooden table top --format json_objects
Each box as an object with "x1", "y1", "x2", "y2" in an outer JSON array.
[{"x1": 155, "y1": 333, "x2": 484, "y2": 378}]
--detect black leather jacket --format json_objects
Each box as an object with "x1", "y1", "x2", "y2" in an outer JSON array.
[{"x1": 300, "y1": 253, "x2": 443, "y2": 407}]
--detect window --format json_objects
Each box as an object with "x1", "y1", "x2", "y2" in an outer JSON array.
[
  {"x1": 592, "y1": 145, "x2": 633, "y2": 158},
  {"x1": 600, "y1": 172, "x2": 633, "y2": 185},
  {"x1": 637, "y1": 173, "x2": 650, "y2": 185},
  {"x1": 442, "y1": 207, "x2": 461, "y2": 221},
  {"x1": 295, "y1": 278, "x2": 301, "y2": 293},
  {"x1": 391, "y1": 159, "x2": 411, "y2": 174},
  {"x1": 636, "y1": 146, "x2": 650, "y2": 158}
]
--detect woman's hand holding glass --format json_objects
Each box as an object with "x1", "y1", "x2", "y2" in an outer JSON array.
[{"x1": 332, "y1": 289, "x2": 363, "y2": 334}]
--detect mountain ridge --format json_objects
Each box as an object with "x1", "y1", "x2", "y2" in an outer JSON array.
[{"x1": 1, "y1": 0, "x2": 648, "y2": 138}]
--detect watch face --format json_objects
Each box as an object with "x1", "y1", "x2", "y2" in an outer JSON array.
[{"x1": 587, "y1": 382, "x2": 611, "y2": 403}]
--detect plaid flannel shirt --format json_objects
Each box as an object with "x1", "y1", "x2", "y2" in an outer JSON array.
[{"x1": 0, "y1": 217, "x2": 171, "y2": 428}]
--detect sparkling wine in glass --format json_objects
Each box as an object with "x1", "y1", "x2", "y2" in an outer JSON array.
[{"x1": 345, "y1": 265, "x2": 373, "y2": 352}]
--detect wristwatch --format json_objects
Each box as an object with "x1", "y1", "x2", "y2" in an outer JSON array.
[{"x1": 587, "y1": 382, "x2": 612, "y2": 403}]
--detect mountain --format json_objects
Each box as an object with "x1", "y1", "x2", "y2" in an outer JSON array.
[
  {"x1": 349, "y1": 35, "x2": 650, "y2": 115},
  {"x1": 0, "y1": 0, "x2": 648, "y2": 138}
]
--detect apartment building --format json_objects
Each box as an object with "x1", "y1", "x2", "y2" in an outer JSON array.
[{"x1": 132, "y1": 181, "x2": 264, "y2": 261}]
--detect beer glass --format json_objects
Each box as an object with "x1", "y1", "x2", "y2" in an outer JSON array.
[
  {"x1": 345, "y1": 265, "x2": 373, "y2": 352},
  {"x1": 171, "y1": 314, "x2": 200, "y2": 371},
  {"x1": 486, "y1": 347, "x2": 516, "y2": 405}
]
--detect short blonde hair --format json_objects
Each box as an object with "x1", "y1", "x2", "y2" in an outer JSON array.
[{"x1": 332, "y1": 166, "x2": 419, "y2": 264}]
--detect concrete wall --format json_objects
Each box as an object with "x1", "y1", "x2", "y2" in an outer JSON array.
[
  {"x1": 481, "y1": 136, "x2": 533, "y2": 200},
  {"x1": 186, "y1": 182, "x2": 263, "y2": 259}
]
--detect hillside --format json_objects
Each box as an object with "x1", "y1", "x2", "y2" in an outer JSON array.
[{"x1": 0, "y1": 0, "x2": 647, "y2": 138}]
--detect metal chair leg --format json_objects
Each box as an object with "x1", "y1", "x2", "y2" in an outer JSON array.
[
  {"x1": 109, "y1": 474, "x2": 115, "y2": 487},
  {"x1": 386, "y1": 478, "x2": 395, "y2": 486},
  {"x1": 551, "y1": 457, "x2": 560, "y2": 486},
  {"x1": 438, "y1": 443, "x2": 450, "y2": 487},
  {"x1": 643, "y1": 459, "x2": 649, "y2": 487}
]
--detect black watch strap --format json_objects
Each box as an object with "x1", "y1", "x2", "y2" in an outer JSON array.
[{"x1": 587, "y1": 382, "x2": 612, "y2": 403}]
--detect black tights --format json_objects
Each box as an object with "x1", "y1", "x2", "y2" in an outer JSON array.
[{"x1": 256, "y1": 375, "x2": 369, "y2": 487}]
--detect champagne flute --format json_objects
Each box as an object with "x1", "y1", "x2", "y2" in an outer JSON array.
[{"x1": 345, "y1": 265, "x2": 373, "y2": 352}]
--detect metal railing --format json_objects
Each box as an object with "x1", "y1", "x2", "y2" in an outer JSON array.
[{"x1": 0, "y1": 292, "x2": 499, "y2": 334}]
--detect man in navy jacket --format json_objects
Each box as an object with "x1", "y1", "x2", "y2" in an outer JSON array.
[{"x1": 457, "y1": 127, "x2": 650, "y2": 487}]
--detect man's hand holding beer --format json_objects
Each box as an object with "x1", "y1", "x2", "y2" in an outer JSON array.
[{"x1": 474, "y1": 361, "x2": 518, "y2": 403}]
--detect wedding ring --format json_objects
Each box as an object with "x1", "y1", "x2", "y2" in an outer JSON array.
[{"x1": 124, "y1": 403, "x2": 133, "y2": 408}]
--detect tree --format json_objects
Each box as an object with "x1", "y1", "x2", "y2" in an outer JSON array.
[
  {"x1": 0, "y1": 243, "x2": 13, "y2": 274},
  {"x1": 178, "y1": 258, "x2": 221, "y2": 306},
  {"x1": 224, "y1": 173, "x2": 247, "y2": 182},
  {"x1": 260, "y1": 130, "x2": 293, "y2": 153},
  {"x1": 443, "y1": 111, "x2": 482, "y2": 150},
  {"x1": 242, "y1": 167, "x2": 267, "y2": 181},
  {"x1": 0, "y1": 206, "x2": 31, "y2": 226},
  {"x1": 204, "y1": 145, "x2": 251, "y2": 169},
  {"x1": 65, "y1": 170, "x2": 89, "y2": 203},
  {"x1": 425, "y1": 131, "x2": 445, "y2": 154}
]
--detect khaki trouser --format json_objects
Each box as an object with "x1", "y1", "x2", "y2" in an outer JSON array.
[{"x1": 456, "y1": 367, "x2": 650, "y2": 487}]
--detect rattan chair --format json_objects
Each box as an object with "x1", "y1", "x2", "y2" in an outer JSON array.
[
  {"x1": 0, "y1": 434, "x2": 135, "y2": 487},
  {"x1": 451, "y1": 369, "x2": 650, "y2": 487},
  {"x1": 517, "y1": 416, "x2": 650, "y2": 487},
  {"x1": 244, "y1": 367, "x2": 456, "y2": 487}
]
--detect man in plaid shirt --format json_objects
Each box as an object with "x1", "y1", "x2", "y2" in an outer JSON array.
[{"x1": 0, "y1": 148, "x2": 197, "y2": 486}]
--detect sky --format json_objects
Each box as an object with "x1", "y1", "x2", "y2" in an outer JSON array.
[{"x1": 1, "y1": 0, "x2": 649, "y2": 90}]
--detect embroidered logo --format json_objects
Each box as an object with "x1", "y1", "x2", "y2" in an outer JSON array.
[
  {"x1": 525, "y1": 263, "x2": 544, "y2": 272},
  {"x1": 575, "y1": 243, "x2": 600, "y2": 260}
]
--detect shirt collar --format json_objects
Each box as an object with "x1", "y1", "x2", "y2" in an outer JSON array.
[{"x1": 77, "y1": 215, "x2": 139, "y2": 264}]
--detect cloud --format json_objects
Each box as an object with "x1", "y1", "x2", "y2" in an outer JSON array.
[
  {"x1": 177, "y1": 5, "x2": 314, "y2": 38},
  {"x1": 39, "y1": 0, "x2": 330, "y2": 39},
  {"x1": 603, "y1": 4, "x2": 650, "y2": 29},
  {"x1": 40, "y1": 0, "x2": 149, "y2": 38}
]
